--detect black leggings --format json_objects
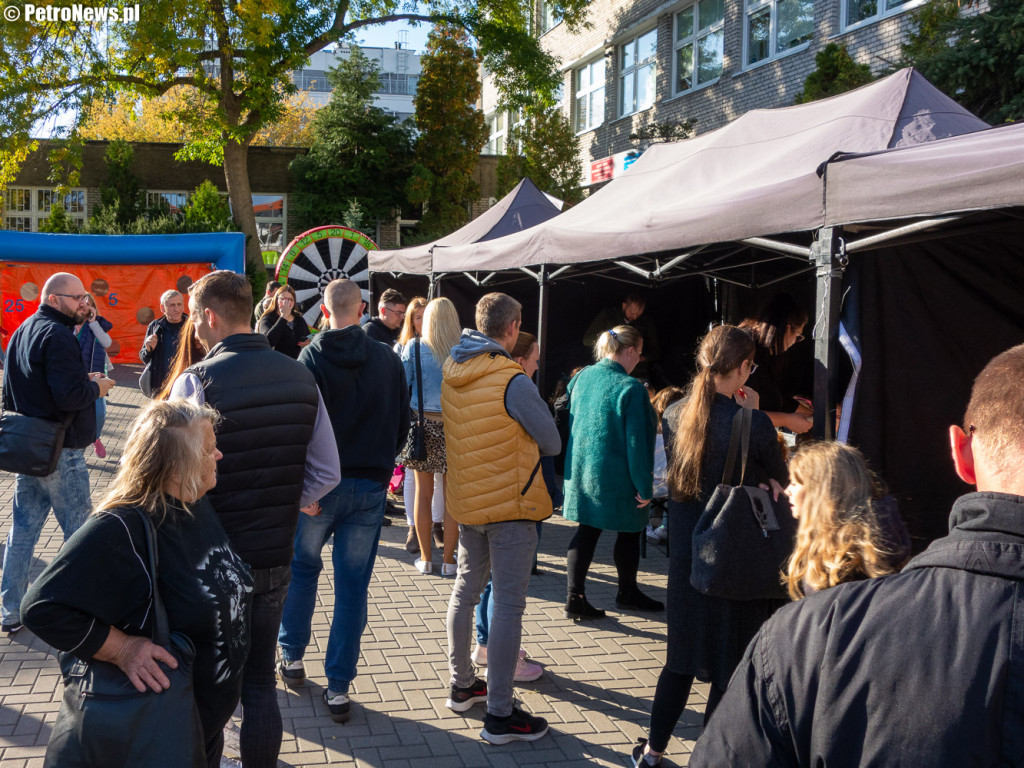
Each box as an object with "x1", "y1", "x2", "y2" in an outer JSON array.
[
  {"x1": 647, "y1": 667, "x2": 727, "y2": 752},
  {"x1": 566, "y1": 523, "x2": 642, "y2": 596}
]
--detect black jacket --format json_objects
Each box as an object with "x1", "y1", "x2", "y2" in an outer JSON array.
[
  {"x1": 299, "y1": 325, "x2": 409, "y2": 486},
  {"x1": 362, "y1": 317, "x2": 398, "y2": 346},
  {"x1": 188, "y1": 333, "x2": 320, "y2": 569},
  {"x1": 692, "y1": 491, "x2": 1024, "y2": 768},
  {"x1": 139, "y1": 315, "x2": 186, "y2": 395},
  {"x1": 2, "y1": 304, "x2": 99, "y2": 449}
]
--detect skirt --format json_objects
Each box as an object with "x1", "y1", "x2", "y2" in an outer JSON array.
[{"x1": 403, "y1": 413, "x2": 447, "y2": 475}]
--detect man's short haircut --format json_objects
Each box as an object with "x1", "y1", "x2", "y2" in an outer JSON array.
[
  {"x1": 160, "y1": 289, "x2": 182, "y2": 308},
  {"x1": 964, "y1": 343, "x2": 1024, "y2": 475},
  {"x1": 623, "y1": 292, "x2": 647, "y2": 308},
  {"x1": 266, "y1": 281, "x2": 281, "y2": 295},
  {"x1": 475, "y1": 292, "x2": 521, "y2": 339},
  {"x1": 41, "y1": 272, "x2": 77, "y2": 300},
  {"x1": 324, "y1": 279, "x2": 363, "y2": 318},
  {"x1": 378, "y1": 288, "x2": 407, "y2": 309},
  {"x1": 188, "y1": 270, "x2": 253, "y2": 327}
]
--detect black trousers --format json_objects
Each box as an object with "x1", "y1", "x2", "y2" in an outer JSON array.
[{"x1": 566, "y1": 523, "x2": 642, "y2": 596}]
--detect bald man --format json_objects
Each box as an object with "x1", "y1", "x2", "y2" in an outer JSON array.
[
  {"x1": 277, "y1": 279, "x2": 409, "y2": 724},
  {"x1": 1, "y1": 272, "x2": 114, "y2": 634}
]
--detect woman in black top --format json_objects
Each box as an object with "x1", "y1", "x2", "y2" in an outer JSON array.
[
  {"x1": 23, "y1": 399, "x2": 253, "y2": 768},
  {"x1": 630, "y1": 325, "x2": 789, "y2": 768},
  {"x1": 257, "y1": 284, "x2": 311, "y2": 359}
]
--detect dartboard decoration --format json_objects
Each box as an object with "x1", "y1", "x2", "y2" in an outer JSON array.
[{"x1": 275, "y1": 226, "x2": 378, "y2": 328}]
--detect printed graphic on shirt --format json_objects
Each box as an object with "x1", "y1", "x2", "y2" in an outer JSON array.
[{"x1": 197, "y1": 544, "x2": 253, "y2": 684}]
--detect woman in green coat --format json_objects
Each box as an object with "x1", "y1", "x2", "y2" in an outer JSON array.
[{"x1": 564, "y1": 325, "x2": 658, "y2": 620}]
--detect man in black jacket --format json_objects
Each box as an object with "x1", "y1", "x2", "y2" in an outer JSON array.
[
  {"x1": 362, "y1": 287, "x2": 406, "y2": 346},
  {"x1": 690, "y1": 343, "x2": 1024, "y2": 768},
  {"x1": 277, "y1": 278, "x2": 409, "y2": 724},
  {"x1": 139, "y1": 288, "x2": 186, "y2": 396},
  {"x1": 168, "y1": 270, "x2": 340, "y2": 768},
  {"x1": 1, "y1": 272, "x2": 114, "y2": 634}
]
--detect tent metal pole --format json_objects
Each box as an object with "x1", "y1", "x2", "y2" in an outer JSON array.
[
  {"x1": 842, "y1": 215, "x2": 962, "y2": 253},
  {"x1": 519, "y1": 267, "x2": 539, "y2": 280},
  {"x1": 482, "y1": 272, "x2": 499, "y2": 285},
  {"x1": 428, "y1": 273, "x2": 437, "y2": 299},
  {"x1": 614, "y1": 260, "x2": 652, "y2": 279},
  {"x1": 550, "y1": 265, "x2": 574, "y2": 280},
  {"x1": 537, "y1": 264, "x2": 550, "y2": 396},
  {"x1": 652, "y1": 245, "x2": 706, "y2": 277},
  {"x1": 812, "y1": 227, "x2": 845, "y2": 441},
  {"x1": 740, "y1": 237, "x2": 813, "y2": 259}
]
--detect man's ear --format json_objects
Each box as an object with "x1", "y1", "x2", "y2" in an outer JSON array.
[
  {"x1": 949, "y1": 424, "x2": 977, "y2": 485},
  {"x1": 203, "y1": 306, "x2": 217, "y2": 327},
  {"x1": 320, "y1": 303, "x2": 330, "y2": 319}
]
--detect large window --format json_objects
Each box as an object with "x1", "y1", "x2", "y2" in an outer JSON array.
[
  {"x1": 674, "y1": 0, "x2": 724, "y2": 94},
  {"x1": 253, "y1": 194, "x2": 285, "y2": 248},
  {"x1": 484, "y1": 111, "x2": 507, "y2": 155},
  {"x1": 844, "y1": 0, "x2": 919, "y2": 29},
  {"x1": 574, "y1": 59, "x2": 606, "y2": 133},
  {"x1": 746, "y1": 0, "x2": 813, "y2": 66},
  {"x1": 2, "y1": 187, "x2": 86, "y2": 231},
  {"x1": 538, "y1": 0, "x2": 560, "y2": 34},
  {"x1": 147, "y1": 190, "x2": 190, "y2": 215},
  {"x1": 619, "y1": 29, "x2": 658, "y2": 117}
]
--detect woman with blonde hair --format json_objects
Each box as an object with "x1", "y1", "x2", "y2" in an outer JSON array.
[
  {"x1": 630, "y1": 324, "x2": 787, "y2": 767},
  {"x1": 563, "y1": 324, "x2": 657, "y2": 619},
  {"x1": 403, "y1": 296, "x2": 462, "y2": 574},
  {"x1": 785, "y1": 441, "x2": 909, "y2": 599},
  {"x1": 394, "y1": 296, "x2": 428, "y2": 354},
  {"x1": 23, "y1": 398, "x2": 253, "y2": 768}
]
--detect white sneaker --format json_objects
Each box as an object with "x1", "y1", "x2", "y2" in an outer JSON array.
[
  {"x1": 441, "y1": 562, "x2": 458, "y2": 576},
  {"x1": 415, "y1": 559, "x2": 433, "y2": 574},
  {"x1": 482, "y1": 655, "x2": 544, "y2": 682},
  {"x1": 472, "y1": 646, "x2": 530, "y2": 667}
]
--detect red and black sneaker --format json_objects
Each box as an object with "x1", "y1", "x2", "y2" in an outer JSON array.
[
  {"x1": 481, "y1": 706, "x2": 549, "y2": 744},
  {"x1": 445, "y1": 677, "x2": 488, "y2": 712}
]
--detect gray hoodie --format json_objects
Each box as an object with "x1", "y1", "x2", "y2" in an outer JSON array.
[{"x1": 448, "y1": 329, "x2": 561, "y2": 457}]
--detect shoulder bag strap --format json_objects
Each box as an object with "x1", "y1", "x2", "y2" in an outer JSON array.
[
  {"x1": 136, "y1": 509, "x2": 171, "y2": 647},
  {"x1": 721, "y1": 407, "x2": 746, "y2": 486},
  {"x1": 737, "y1": 406, "x2": 753, "y2": 486},
  {"x1": 414, "y1": 339, "x2": 425, "y2": 429}
]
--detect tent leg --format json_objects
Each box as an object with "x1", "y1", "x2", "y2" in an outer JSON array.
[
  {"x1": 428, "y1": 273, "x2": 437, "y2": 300},
  {"x1": 812, "y1": 227, "x2": 845, "y2": 441},
  {"x1": 537, "y1": 264, "x2": 550, "y2": 396}
]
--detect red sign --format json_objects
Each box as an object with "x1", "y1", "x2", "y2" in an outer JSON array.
[{"x1": 590, "y1": 157, "x2": 614, "y2": 184}]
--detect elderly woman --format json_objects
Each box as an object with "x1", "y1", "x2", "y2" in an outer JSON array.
[
  {"x1": 563, "y1": 325, "x2": 658, "y2": 619},
  {"x1": 23, "y1": 399, "x2": 253, "y2": 768},
  {"x1": 257, "y1": 284, "x2": 311, "y2": 359}
]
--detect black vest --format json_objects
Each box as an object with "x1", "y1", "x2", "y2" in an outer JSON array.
[{"x1": 188, "y1": 333, "x2": 319, "y2": 569}]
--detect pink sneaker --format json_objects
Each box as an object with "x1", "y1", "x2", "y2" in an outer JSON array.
[
  {"x1": 471, "y1": 646, "x2": 529, "y2": 666},
  {"x1": 93, "y1": 439, "x2": 106, "y2": 459},
  {"x1": 513, "y1": 656, "x2": 543, "y2": 682}
]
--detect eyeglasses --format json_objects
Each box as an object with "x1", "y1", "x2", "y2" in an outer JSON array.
[
  {"x1": 795, "y1": 334, "x2": 806, "y2": 343},
  {"x1": 54, "y1": 293, "x2": 89, "y2": 303},
  {"x1": 385, "y1": 305, "x2": 406, "y2": 319},
  {"x1": 747, "y1": 361, "x2": 759, "y2": 375}
]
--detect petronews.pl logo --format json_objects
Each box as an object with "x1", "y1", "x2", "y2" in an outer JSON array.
[{"x1": 4, "y1": 4, "x2": 141, "y2": 23}]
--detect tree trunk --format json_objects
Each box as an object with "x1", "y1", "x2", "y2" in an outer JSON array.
[{"x1": 222, "y1": 141, "x2": 265, "y2": 275}]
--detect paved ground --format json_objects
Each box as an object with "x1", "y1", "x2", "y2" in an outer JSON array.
[{"x1": 0, "y1": 363, "x2": 707, "y2": 767}]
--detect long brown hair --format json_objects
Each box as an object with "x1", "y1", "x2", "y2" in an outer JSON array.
[
  {"x1": 155, "y1": 314, "x2": 206, "y2": 400},
  {"x1": 398, "y1": 296, "x2": 428, "y2": 347},
  {"x1": 666, "y1": 325, "x2": 755, "y2": 500},
  {"x1": 739, "y1": 293, "x2": 808, "y2": 356}
]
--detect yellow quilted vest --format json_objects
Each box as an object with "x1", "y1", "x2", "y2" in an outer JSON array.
[{"x1": 441, "y1": 351, "x2": 553, "y2": 525}]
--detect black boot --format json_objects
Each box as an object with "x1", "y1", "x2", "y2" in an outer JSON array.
[
  {"x1": 566, "y1": 592, "x2": 606, "y2": 620},
  {"x1": 615, "y1": 588, "x2": 665, "y2": 612}
]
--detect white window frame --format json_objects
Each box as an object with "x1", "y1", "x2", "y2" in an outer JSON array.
[
  {"x1": 841, "y1": 0, "x2": 924, "y2": 32},
  {"x1": 618, "y1": 28, "x2": 658, "y2": 118},
  {"x1": 484, "y1": 111, "x2": 508, "y2": 155},
  {"x1": 673, "y1": 0, "x2": 724, "y2": 96},
  {"x1": 146, "y1": 190, "x2": 191, "y2": 215},
  {"x1": 538, "y1": 0, "x2": 560, "y2": 34},
  {"x1": 2, "y1": 187, "x2": 86, "y2": 232},
  {"x1": 743, "y1": 0, "x2": 814, "y2": 68},
  {"x1": 574, "y1": 58, "x2": 606, "y2": 134}
]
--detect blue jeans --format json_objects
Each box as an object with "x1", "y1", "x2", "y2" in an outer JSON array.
[
  {"x1": 1, "y1": 448, "x2": 91, "y2": 623},
  {"x1": 95, "y1": 397, "x2": 106, "y2": 440},
  {"x1": 278, "y1": 478, "x2": 386, "y2": 694}
]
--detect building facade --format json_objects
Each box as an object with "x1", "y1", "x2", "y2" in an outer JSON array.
[{"x1": 482, "y1": 0, "x2": 930, "y2": 186}]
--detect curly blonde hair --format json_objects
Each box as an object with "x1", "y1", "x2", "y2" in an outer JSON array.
[{"x1": 785, "y1": 442, "x2": 901, "y2": 600}]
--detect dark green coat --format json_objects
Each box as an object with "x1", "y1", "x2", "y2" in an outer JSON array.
[{"x1": 563, "y1": 358, "x2": 656, "y2": 532}]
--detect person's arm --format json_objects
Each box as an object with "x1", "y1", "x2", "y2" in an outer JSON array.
[
  {"x1": 623, "y1": 386, "x2": 655, "y2": 501},
  {"x1": 396, "y1": 363, "x2": 411, "y2": 456},
  {"x1": 258, "y1": 312, "x2": 289, "y2": 348},
  {"x1": 765, "y1": 410, "x2": 813, "y2": 434},
  {"x1": 169, "y1": 372, "x2": 206, "y2": 403},
  {"x1": 299, "y1": 389, "x2": 341, "y2": 508},
  {"x1": 88, "y1": 319, "x2": 113, "y2": 349},
  {"x1": 506, "y1": 374, "x2": 561, "y2": 457},
  {"x1": 582, "y1": 307, "x2": 613, "y2": 349},
  {"x1": 45, "y1": 327, "x2": 102, "y2": 411},
  {"x1": 140, "y1": 322, "x2": 158, "y2": 363}
]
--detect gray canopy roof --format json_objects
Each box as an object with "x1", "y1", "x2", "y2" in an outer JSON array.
[
  {"x1": 431, "y1": 69, "x2": 989, "y2": 275},
  {"x1": 370, "y1": 178, "x2": 563, "y2": 275}
]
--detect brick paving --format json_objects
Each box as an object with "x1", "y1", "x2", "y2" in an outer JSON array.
[{"x1": 0, "y1": 363, "x2": 706, "y2": 767}]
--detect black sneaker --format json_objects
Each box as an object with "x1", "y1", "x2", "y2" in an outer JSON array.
[
  {"x1": 480, "y1": 706, "x2": 549, "y2": 744},
  {"x1": 615, "y1": 589, "x2": 665, "y2": 612},
  {"x1": 278, "y1": 657, "x2": 305, "y2": 687},
  {"x1": 631, "y1": 738, "x2": 662, "y2": 766},
  {"x1": 565, "y1": 593, "x2": 605, "y2": 620},
  {"x1": 2, "y1": 620, "x2": 23, "y2": 635},
  {"x1": 323, "y1": 690, "x2": 351, "y2": 723},
  {"x1": 445, "y1": 677, "x2": 488, "y2": 712}
]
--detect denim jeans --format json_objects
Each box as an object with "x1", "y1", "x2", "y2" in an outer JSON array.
[
  {"x1": 239, "y1": 564, "x2": 291, "y2": 768},
  {"x1": 1, "y1": 448, "x2": 91, "y2": 623},
  {"x1": 448, "y1": 520, "x2": 537, "y2": 718},
  {"x1": 95, "y1": 397, "x2": 106, "y2": 440},
  {"x1": 278, "y1": 478, "x2": 386, "y2": 694}
]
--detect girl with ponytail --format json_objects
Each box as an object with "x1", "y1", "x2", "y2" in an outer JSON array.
[{"x1": 630, "y1": 325, "x2": 789, "y2": 768}]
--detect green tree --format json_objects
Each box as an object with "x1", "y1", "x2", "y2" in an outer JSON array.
[
  {"x1": 0, "y1": 0, "x2": 590, "y2": 272},
  {"x1": 290, "y1": 46, "x2": 415, "y2": 233},
  {"x1": 496, "y1": 105, "x2": 583, "y2": 205},
  {"x1": 898, "y1": 0, "x2": 1024, "y2": 123},
  {"x1": 410, "y1": 24, "x2": 491, "y2": 238},
  {"x1": 795, "y1": 43, "x2": 874, "y2": 104},
  {"x1": 94, "y1": 139, "x2": 146, "y2": 228}
]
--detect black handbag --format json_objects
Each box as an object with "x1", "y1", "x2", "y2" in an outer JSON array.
[
  {"x1": 690, "y1": 407, "x2": 796, "y2": 601},
  {"x1": 0, "y1": 408, "x2": 74, "y2": 477},
  {"x1": 398, "y1": 338, "x2": 428, "y2": 463},
  {"x1": 44, "y1": 509, "x2": 205, "y2": 768}
]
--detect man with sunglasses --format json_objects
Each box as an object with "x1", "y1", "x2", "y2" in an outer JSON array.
[
  {"x1": 1, "y1": 272, "x2": 114, "y2": 635},
  {"x1": 362, "y1": 288, "x2": 407, "y2": 346}
]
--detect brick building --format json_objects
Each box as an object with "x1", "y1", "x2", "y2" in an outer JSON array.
[{"x1": 482, "y1": 0, "x2": 933, "y2": 186}]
